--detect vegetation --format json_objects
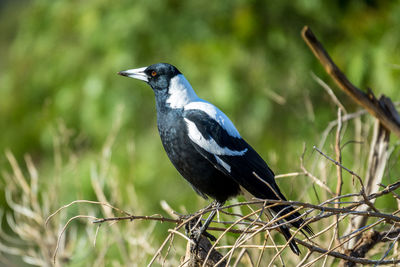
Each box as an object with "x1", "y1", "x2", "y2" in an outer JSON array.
[{"x1": 0, "y1": 0, "x2": 399, "y2": 266}]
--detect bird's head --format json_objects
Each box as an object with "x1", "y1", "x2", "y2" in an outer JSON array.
[
  {"x1": 118, "y1": 63, "x2": 181, "y2": 91},
  {"x1": 119, "y1": 63, "x2": 198, "y2": 108}
]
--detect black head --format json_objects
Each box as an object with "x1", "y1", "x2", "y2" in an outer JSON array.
[{"x1": 118, "y1": 63, "x2": 181, "y2": 91}]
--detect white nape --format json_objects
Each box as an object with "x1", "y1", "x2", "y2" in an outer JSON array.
[
  {"x1": 184, "y1": 118, "x2": 248, "y2": 156},
  {"x1": 166, "y1": 74, "x2": 199, "y2": 108}
]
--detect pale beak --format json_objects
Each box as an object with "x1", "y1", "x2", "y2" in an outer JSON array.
[{"x1": 118, "y1": 67, "x2": 148, "y2": 82}]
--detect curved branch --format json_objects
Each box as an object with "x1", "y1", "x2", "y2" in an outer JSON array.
[{"x1": 301, "y1": 26, "x2": 400, "y2": 138}]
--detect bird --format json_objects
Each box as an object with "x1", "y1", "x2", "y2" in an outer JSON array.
[{"x1": 118, "y1": 63, "x2": 312, "y2": 255}]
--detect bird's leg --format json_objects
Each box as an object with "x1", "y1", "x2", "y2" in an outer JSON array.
[
  {"x1": 191, "y1": 201, "x2": 224, "y2": 243},
  {"x1": 200, "y1": 201, "x2": 223, "y2": 233},
  {"x1": 257, "y1": 201, "x2": 267, "y2": 220}
]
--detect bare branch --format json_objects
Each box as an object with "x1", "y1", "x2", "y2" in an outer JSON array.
[{"x1": 301, "y1": 26, "x2": 400, "y2": 139}]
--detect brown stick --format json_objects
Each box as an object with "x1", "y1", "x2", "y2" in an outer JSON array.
[
  {"x1": 340, "y1": 229, "x2": 400, "y2": 267},
  {"x1": 334, "y1": 108, "x2": 343, "y2": 201},
  {"x1": 295, "y1": 236, "x2": 400, "y2": 265},
  {"x1": 182, "y1": 222, "x2": 227, "y2": 267},
  {"x1": 344, "y1": 121, "x2": 390, "y2": 251},
  {"x1": 334, "y1": 108, "x2": 343, "y2": 244},
  {"x1": 301, "y1": 26, "x2": 400, "y2": 138}
]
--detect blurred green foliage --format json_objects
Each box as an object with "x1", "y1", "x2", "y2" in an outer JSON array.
[{"x1": 0, "y1": 0, "x2": 400, "y2": 265}]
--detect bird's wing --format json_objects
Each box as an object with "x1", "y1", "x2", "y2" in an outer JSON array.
[{"x1": 183, "y1": 101, "x2": 284, "y2": 201}]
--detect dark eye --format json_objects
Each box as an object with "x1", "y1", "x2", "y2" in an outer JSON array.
[{"x1": 151, "y1": 71, "x2": 157, "y2": 77}]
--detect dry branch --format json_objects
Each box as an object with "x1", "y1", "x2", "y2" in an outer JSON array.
[
  {"x1": 334, "y1": 108, "x2": 343, "y2": 244},
  {"x1": 182, "y1": 221, "x2": 227, "y2": 267},
  {"x1": 44, "y1": 175, "x2": 400, "y2": 265},
  {"x1": 295, "y1": 235, "x2": 400, "y2": 265},
  {"x1": 341, "y1": 228, "x2": 400, "y2": 267},
  {"x1": 301, "y1": 26, "x2": 400, "y2": 139},
  {"x1": 301, "y1": 26, "x2": 400, "y2": 265},
  {"x1": 345, "y1": 121, "x2": 391, "y2": 250}
]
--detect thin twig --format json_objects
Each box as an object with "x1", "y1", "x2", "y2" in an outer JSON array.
[
  {"x1": 275, "y1": 172, "x2": 306, "y2": 179},
  {"x1": 300, "y1": 151, "x2": 334, "y2": 196},
  {"x1": 148, "y1": 232, "x2": 174, "y2": 267},
  {"x1": 53, "y1": 215, "x2": 98, "y2": 264},
  {"x1": 313, "y1": 146, "x2": 380, "y2": 213},
  {"x1": 334, "y1": 108, "x2": 343, "y2": 243},
  {"x1": 296, "y1": 237, "x2": 400, "y2": 265},
  {"x1": 311, "y1": 72, "x2": 347, "y2": 113},
  {"x1": 46, "y1": 200, "x2": 130, "y2": 226}
]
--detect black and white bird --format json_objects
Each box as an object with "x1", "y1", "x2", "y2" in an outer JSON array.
[{"x1": 118, "y1": 63, "x2": 312, "y2": 255}]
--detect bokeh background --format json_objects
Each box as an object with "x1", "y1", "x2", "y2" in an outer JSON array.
[{"x1": 0, "y1": 0, "x2": 399, "y2": 266}]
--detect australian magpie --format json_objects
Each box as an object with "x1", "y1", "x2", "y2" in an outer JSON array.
[{"x1": 118, "y1": 63, "x2": 312, "y2": 255}]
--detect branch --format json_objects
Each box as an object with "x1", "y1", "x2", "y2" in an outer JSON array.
[
  {"x1": 182, "y1": 221, "x2": 227, "y2": 267},
  {"x1": 48, "y1": 178, "x2": 400, "y2": 265},
  {"x1": 295, "y1": 236, "x2": 400, "y2": 265},
  {"x1": 301, "y1": 26, "x2": 400, "y2": 139},
  {"x1": 344, "y1": 120, "x2": 391, "y2": 251},
  {"x1": 334, "y1": 108, "x2": 344, "y2": 243},
  {"x1": 313, "y1": 146, "x2": 381, "y2": 214},
  {"x1": 342, "y1": 228, "x2": 400, "y2": 267}
]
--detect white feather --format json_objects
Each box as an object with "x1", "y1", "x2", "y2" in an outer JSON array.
[
  {"x1": 166, "y1": 74, "x2": 198, "y2": 108},
  {"x1": 184, "y1": 101, "x2": 241, "y2": 138},
  {"x1": 215, "y1": 155, "x2": 231, "y2": 172},
  {"x1": 184, "y1": 118, "x2": 248, "y2": 156}
]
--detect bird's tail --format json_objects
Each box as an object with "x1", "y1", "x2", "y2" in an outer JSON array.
[
  {"x1": 271, "y1": 204, "x2": 313, "y2": 237},
  {"x1": 279, "y1": 223, "x2": 301, "y2": 255},
  {"x1": 265, "y1": 205, "x2": 312, "y2": 255},
  {"x1": 241, "y1": 187, "x2": 312, "y2": 254}
]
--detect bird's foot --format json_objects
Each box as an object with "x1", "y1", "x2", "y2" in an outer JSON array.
[
  {"x1": 188, "y1": 227, "x2": 217, "y2": 254},
  {"x1": 190, "y1": 227, "x2": 216, "y2": 242},
  {"x1": 184, "y1": 216, "x2": 217, "y2": 244},
  {"x1": 190, "y1": 227, "x2": 202, "y2": 243}
]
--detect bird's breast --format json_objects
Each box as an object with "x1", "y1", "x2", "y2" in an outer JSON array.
[{"x1": 156, "y1": 110, "x2": 189, "y2": 157}]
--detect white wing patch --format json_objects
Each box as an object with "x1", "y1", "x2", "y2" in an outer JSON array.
[
  {"x1": 215, "y1": 155, "x2": 231, "y2": 173},
  {"x1": 184, "y1": 118, "x2": 248, "y2": 156},
  {"x1": 184, "y1": 101, "x2": 241, "y2": 138}
]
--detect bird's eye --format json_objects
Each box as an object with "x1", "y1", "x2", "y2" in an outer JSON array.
[{"x1": 151, "y1": 71, "x2": 157, "y2": 77}]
